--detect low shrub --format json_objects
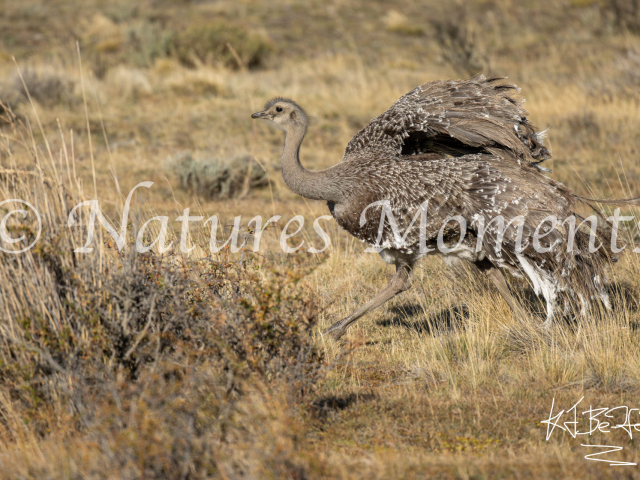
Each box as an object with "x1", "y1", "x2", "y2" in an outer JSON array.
[
  {"x1": 384, "y1": 10, "x2": 424, "y2": 36},
  {"x1": 0, "y1": 68, "x2": 77, "y2": 109},
  {"x1": 170, "y1": 23, "x2": 273, "y2": 70},
  {"x1": 602, "y1": 0, "x2": 640, "y2": 32},
  {"x1": 123, "y1": 20, "x2": 175, "y2": 68},
  {"x1": 0, "y1": 211, "x2": 322, "y2": 433},
  {"x1": 92, "y1": 21, "x2": 272, "y2": 71},
  {"x1": 166, "y1": 151, "x2": 269, "y2": 199},
  {"x1": 430, "y1": 13, "x2": 489, "y2": 77}
]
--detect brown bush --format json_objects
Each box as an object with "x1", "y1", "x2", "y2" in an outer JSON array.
[
  {"x1": 0, "y1": 123, "x2": 323, "y2": 477},
  {"x1": 11, "y1": 68, "x2": 77, "y2": 107},
  {"x1": 603, "y1": 0, "x2": 640, "y2": 32}
]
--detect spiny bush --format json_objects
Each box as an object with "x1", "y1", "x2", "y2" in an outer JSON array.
[
  {"x1": 166, "y1": 151, "x2": 268, "y2": 199},
  {"x1": 0, "y1": 204, "x2": 323, "y2": 476}
]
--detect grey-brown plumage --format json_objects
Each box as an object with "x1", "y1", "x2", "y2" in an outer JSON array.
[
  {"x1": 251, "y1": 75, "x2": 625, "y2": 340},
  {"x1": 343, "y1": 76, "x2": 550, "y2": 166}
]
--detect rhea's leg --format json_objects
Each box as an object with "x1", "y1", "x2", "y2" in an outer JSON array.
[{"x1": 324, "y1": 264, "x2": 414, "y2": 341}]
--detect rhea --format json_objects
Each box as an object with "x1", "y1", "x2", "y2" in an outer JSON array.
[{"x1": 251, "y1": 75, "x2": 626, "y2": 341}]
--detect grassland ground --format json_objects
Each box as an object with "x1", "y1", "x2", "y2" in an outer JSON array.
[{"x1": 1, "y1": 0, "x2": 640, "y2": 478}]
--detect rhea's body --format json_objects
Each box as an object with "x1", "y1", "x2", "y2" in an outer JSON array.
[{"x1": 251, "y1": 75, "x2": 617, "y2": 340}]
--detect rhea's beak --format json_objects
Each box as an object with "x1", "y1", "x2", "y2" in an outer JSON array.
[{"x1": 251, "y1": 111, "x2": 271, "y2": 119}]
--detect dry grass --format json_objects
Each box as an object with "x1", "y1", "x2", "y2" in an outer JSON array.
[{"x1": 1, "y1": 0, "x2": 640, "y2": 478}]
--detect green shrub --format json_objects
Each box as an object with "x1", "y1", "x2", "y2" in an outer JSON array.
[
  {"x1": 124, "y1": 20, "x2": 175, "y2": 68},
  {"x1": 166, "y1": 151, "x2": 269, "y2": 199}
]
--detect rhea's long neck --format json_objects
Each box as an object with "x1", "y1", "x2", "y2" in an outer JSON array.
[{"x1": 281, "y1": 124, "x2": 344, "y2": 203}]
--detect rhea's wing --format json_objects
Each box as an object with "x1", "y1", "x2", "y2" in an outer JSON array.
[
  {"x1": 342, "y1": 155, "x2": 480, "y2": 251},
  {"x1": 342, "y1": 75, "x2": 550, "y2": 167}
]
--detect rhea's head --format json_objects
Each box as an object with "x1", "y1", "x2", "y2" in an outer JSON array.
[{"x1": 251, "y1": 98, "x2": 307, "y2": 134}]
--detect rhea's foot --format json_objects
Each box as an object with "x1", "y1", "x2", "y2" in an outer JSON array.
[{"x1": 323, "y1": 322, "x2": 347, "y2": 341}]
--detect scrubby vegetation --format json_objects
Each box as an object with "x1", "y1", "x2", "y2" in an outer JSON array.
[
  {"x1": 170, "y1": 24, "x2": 273, "y2": 70},
  {"x1": 166, "y1": 151, "x2": 268, "y2": 199},
  {"x1": 1, "y1": 0, "x2": 640, "y2": 478},
  {"x1": 0, "y1": 114, "x2": 323, "y2": 478}
]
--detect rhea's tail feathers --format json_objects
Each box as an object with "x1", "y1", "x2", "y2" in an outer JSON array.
[{"x1": 562, "y1": 233, "x2": 614, "y2": 315}]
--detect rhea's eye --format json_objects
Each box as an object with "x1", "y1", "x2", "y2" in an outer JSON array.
[{"x1": 276, "y1": 106, "x2": 283, "y2": 112}]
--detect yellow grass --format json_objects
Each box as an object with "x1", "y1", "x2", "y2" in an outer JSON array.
[{"x1": 1, "y1": 0, "x2": 640, "y2": 477}]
